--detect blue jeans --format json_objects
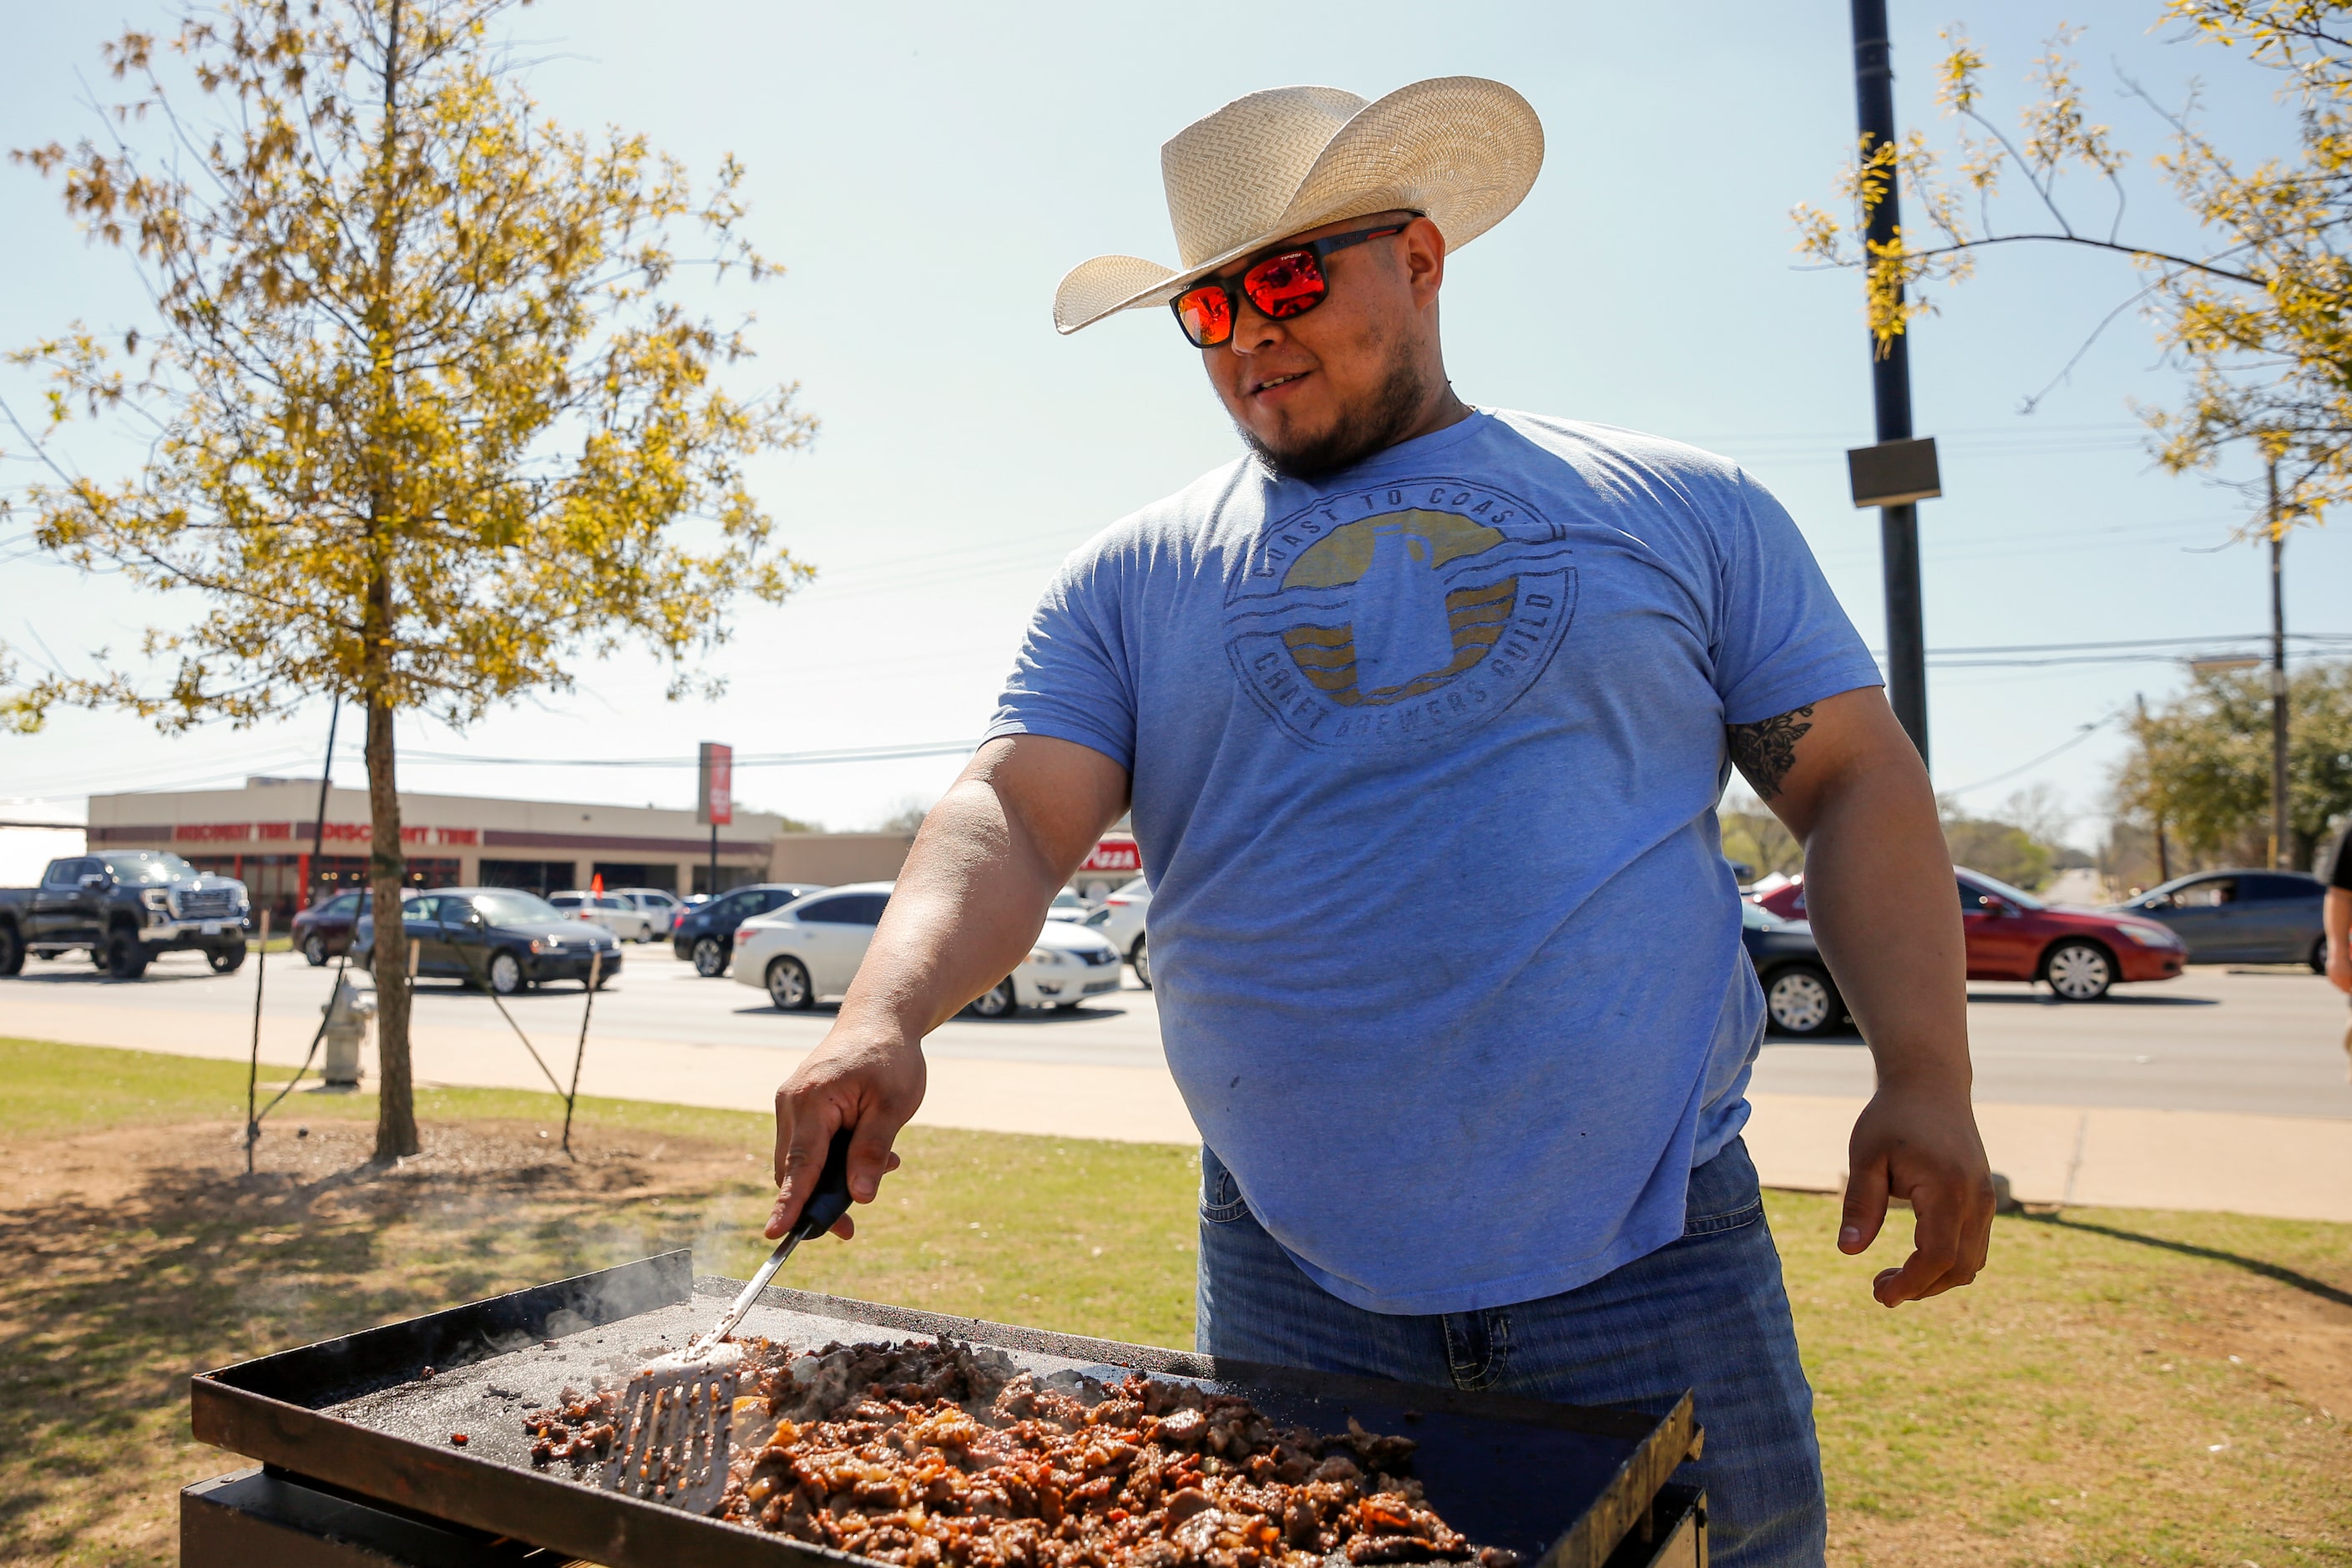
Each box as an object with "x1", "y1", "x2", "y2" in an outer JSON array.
[{"x1": 1196, "y1": 1136, "x2": 1825, "y2": 1568}]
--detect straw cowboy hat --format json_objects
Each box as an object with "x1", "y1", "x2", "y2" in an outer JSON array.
[{"x1": 1052, "y1": 77, "x2": 1544, "y2": 336}]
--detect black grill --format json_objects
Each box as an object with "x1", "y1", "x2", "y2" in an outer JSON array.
[
  {"x1": 179, "y1": 888, "x2": 240, "y2": 920},
  {"x1": 183, "y1": 1253, "x2": 1702, "y2": 1568}
]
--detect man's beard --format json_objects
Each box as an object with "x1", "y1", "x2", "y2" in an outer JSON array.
[{"x1": 1237, "y1": 345, "x2": 1435, "y2": 482}]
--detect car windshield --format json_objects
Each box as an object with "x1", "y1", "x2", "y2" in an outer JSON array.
[
  {"x1": 1740, "y1": 901, "x2": 1785, "y2": 929},
  {"x1": 466, "y1": 891, "x2": 562, "y2": 924},
  {"x1": 110, "y1": 852, "x2": 197, "y2": 883},
  {"x1": 1051, "y1": 892, "x2": 1085, "y2": 908},
  {"x1": 1965, "y1": 871, "x2": 2047, "y2": 911}
]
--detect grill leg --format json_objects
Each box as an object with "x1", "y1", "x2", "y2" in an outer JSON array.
[{"x1": 182, "y1": 1467, "x2": 557, "y2": 1567}]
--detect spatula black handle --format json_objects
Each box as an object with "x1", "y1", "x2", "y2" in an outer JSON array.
[{"x1": 790, "y1": 1125, "x2": 856, "y2": 1241}]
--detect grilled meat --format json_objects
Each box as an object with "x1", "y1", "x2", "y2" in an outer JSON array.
[
  {"x1": 685, "y1": 1338, "x2": 1518, "y2": 1568},
  {"x1": 522, "y1": 1385, "x2": 624, "y2": 1467}
]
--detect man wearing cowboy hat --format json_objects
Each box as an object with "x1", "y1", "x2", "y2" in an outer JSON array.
[{"x1": 768, "y1": 78, "x2": 1992, "y2": 1565}]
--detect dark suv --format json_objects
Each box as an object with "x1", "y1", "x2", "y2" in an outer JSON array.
[{"x1": 673, "y1": 883, "x2": 827, "y2": 976}]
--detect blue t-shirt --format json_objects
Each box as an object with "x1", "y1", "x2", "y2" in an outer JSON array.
[{"x1": 985, "y1": 410, "x2": 1880, "y2": 1315}]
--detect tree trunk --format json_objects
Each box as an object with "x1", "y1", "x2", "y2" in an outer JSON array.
[
  {"x1": 367, "y1": 675, "x2": 417, "y2": 1161},
  {"x1": 364, "y1": 0, "x2": 417, "y2": 1164}
]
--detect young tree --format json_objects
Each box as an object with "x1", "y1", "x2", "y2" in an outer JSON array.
[
  {"x1": 1719, "y1": 788, "x2": 1805, "y2": 881},
  {"x1": 0, "y1": 648, "x2": 46, "y2": 734},
  {"x1": 1793, "y1": 2, "x2": 2352, "y2": 521},
  {"x1": 2112, "y1": 661, "x2": 2352, "y2": 868},
  {"x1": 2, "y1": 0, "x2": 813, "y2": 1160}
]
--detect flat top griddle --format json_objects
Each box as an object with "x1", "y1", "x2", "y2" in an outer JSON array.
[{"x1": 193, "y1": 1253, "x2": 1693, "y2": 1568}]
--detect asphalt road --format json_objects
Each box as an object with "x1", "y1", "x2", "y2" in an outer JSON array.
[{"x1": 7, "y1": 941, "x2": 2349, "y2": 1120}]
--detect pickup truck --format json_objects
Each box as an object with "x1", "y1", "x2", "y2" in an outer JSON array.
[{"x1": 0, "y1": 850, "x2": 253, "y2": 979}]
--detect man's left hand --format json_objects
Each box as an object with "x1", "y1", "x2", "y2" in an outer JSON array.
[{"x1": 1840, "y1": 1079, "x2": 1995, "y2": 1308}]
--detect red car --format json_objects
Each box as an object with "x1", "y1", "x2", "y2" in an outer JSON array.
[{"x1": 1753, "y1": 867, "x2": 2186, "y2": 1001}]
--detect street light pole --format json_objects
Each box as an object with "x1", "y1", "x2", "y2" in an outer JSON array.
[
  {"x1": 1851, "y1": 0, "x2": 1930, "y2": 767},
  {"x1": 2267, "y1": 459, "x2": 2289, "y2": 870}
]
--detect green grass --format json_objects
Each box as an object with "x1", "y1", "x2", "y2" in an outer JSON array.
[
  {"x1": 1780, "y1": 1192, "x2": 2350, "y2": 1564},
  {"x1": 0, "y1": 1036, "x2": 1201, "y2": 1348},
  {"x1": 0, "y1": 1037, "x2": 2345, "y2": 1567}
]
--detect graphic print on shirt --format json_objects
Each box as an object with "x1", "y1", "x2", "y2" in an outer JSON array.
[{"x1": 1225, "y1": 477, "x2": 1578, "y2": 751}]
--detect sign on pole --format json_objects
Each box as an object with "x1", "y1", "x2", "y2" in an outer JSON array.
[
  {"x1": 1080, "y1": 837, "x2": 1141, "y2": 874},
  {"x1": 697, "y1": 742, "x2": 734, "y2": 827}
]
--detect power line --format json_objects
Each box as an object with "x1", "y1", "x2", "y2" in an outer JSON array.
[
  {"x1": 1942, "y1": 711, "x2": 2126, "y2": 797},
  {"x1": 1926, "y1": 632, "x2": 2347, "y2": 655}
]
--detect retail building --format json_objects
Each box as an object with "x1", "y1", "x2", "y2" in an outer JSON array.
[
  {"x1": 88, "y1": 778, "x2": 790, "y2": 924},
  {"x1": 81, "y1": 778, "x2": 1137, "y2": 927}
]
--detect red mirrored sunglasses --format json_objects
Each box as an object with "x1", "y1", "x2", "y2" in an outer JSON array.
[{"x1": 1169, "y1": 218, "x2": 1419, "y2": 348}]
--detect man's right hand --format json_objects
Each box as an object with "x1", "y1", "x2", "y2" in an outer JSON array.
[
  {"x1": 761, "y1": 735, "x2": 1131, "y2": 1242},
  {"x1": 767, "y1": 1024, "x2": 925, "y2": 1239}
]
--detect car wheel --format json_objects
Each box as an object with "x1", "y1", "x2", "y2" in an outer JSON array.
[
  {"x1": 766, "y1": 956, "x2": 814, "y2": 1011},
  {"x1": 0, "y1": 924, "x2": 23, "y2": 977},
  {"x1": 692, "y1": 936, "x2": 729, "y2": 978},
  {"x1": 2313, "y1": 935, "x2": 2330, "y2": 976},
  {"x1": 1130, "y1": 934, "x2": 1151, "y2": 989},
  {"x1": 303, "y1": 933, "x2": 329, "y2": 967},
  {"x1": 1763, "y1": 964, "x2": 1839, "y2": 1037},
  {"x1": 488, "y1": 949, "x2": 526, "y2": 996},
  {"x1": 206, "y1": 943, "x2": 247, "y2": 975},
  {"x1": 2044, "y1": 940, "x2": 2114, "y2": 1002},
  {"x1": 966, "y1": 977, "x2": 1018, "y2": 1019},
  {"x1": 104, "y1": 927, "x2": 149, "y2": 979}
]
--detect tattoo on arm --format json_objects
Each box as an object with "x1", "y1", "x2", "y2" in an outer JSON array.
[{"x1": 1727, "y1": 704, "x2": 1815, "y2": 801}]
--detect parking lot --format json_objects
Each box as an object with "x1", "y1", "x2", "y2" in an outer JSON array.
[{"x1": 5, "y1": 941, "x2": 2348, "y2": 1118}]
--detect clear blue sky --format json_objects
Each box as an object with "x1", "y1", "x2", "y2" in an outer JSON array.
[{"x1": 2, "y1": 1, "x2": 2342, "y2": 852}]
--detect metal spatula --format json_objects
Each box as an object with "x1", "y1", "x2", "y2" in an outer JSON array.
[{"x1": 603, "y1": 1128, "x2": 854, "y2": 1512}]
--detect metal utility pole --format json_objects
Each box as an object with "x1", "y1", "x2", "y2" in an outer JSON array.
[
  {"x1": 2266, "y1": 460, "x2": 2289, "y2": 870},
  {"x1": 1848, "y1": 0, "x2": 1935, "y2": 768},
  {"x1": 2135, "y1": 692, "x2": 2171, "y2": 885}
]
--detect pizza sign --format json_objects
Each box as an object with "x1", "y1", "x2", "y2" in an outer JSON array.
[{"x1": 1080, "y1": 837, "x2": 1140, "y2": 873}]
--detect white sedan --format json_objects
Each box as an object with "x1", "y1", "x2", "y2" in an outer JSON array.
[
  {"x1": 1081, "y1": 876, "x2": 1151, "y2": 987},
  {"x1": 547, "y1": 891, "x2": 657, "y2": 943},
  {"x1": 731, "y1": 881, "x2": 1125, "y2": 1016},
  {"x1": 615, "y1": 886, "x2": 685, "y2": 935}
]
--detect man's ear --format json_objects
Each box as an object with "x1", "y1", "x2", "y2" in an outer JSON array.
[{"x1": 1404, "y1": 216, "x2": 1447, "y2": 309}]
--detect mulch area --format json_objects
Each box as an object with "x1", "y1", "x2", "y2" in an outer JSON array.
[{"x1": 0, "y1": 1115, "x2": 761, "y2": 1567}]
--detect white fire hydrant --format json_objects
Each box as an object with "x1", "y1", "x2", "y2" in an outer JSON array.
[{"x1": 321, "y1": 975, "x2": 374, "y2": 1088}]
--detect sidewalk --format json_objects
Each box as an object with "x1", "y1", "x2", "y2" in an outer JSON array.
[
  {"x1": 1737, "y1": 1093, "x2": 2352, "y2": 1222},
  {"x1": 6, "y1": 994, "x2": 2348, "y2": 1222}
]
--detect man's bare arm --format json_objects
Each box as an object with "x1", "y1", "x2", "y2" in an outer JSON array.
[
  {"x1": 766, "y1": 735, "x2": 1130, "y2": 1239},
  {"x1": 1731, "y1": 686, "x2": 1994, "y2": 1307}
]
